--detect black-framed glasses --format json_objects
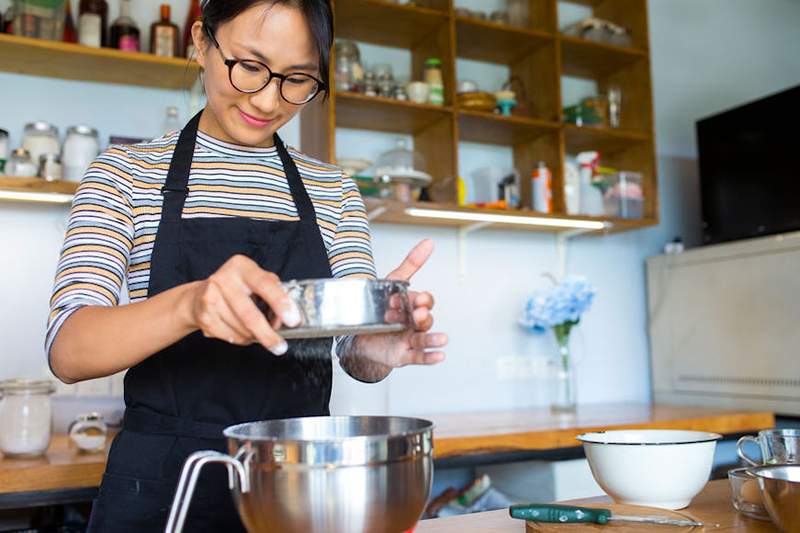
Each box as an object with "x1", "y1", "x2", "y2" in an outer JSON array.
[{"x1": 204, "y1": 26, "x2": 326, "y2": 105}]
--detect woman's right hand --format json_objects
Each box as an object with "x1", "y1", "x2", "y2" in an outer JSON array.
[{"x1": 182, "y1": 255, "x2": 300, "y2": 355}]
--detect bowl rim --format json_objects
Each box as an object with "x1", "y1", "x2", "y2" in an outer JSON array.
[
  {"x1": 576, "y1": 429, "x2": 723, "y2": 445},
  {"x1": 749, "y1": 463, "x2": 800, "y2": 482},
  {"x1": 223, "y1": 415, "x2": 435, "y2": 442}
]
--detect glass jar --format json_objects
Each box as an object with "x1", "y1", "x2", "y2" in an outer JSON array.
[
  {"x1": 0, "y1": 379, "x2": 56, "y2": 457},
  {"x1": 334, "y1": 39, "x2": 363, "y2": 92},
  {"x1": 22, "y1": 122, "x2": 60, "y2": 167},
  {"x1": 423, "y1": 58, "x2": 444, "y2": 106},
  {"x1": 13, "y1": 0, "x2": 66, "y2": 40},
  {"x1": 5, "y1": 148, "x2": 38, "y2": 177},
  {"x1": 63, "y1": 125, "x2": 100, "y2": 182}
]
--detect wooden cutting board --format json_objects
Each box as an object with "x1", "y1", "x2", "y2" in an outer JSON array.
[{"x1": 525, "y1": 503, "x2": 700, "y2": 532}]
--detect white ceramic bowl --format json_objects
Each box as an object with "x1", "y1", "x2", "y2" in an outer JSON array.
[{"x1": 577, "y1": 429, "x2": 722, "y2": 510}]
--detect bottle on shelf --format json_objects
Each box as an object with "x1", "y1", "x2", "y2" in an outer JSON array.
[
  {"x1": 424, "y1": 58, "x2": 444, "y2": 106},
  {"x1": 64, "y1": 0, "x2": 78, "y2": 43},
  {"x1": 78, "y1": 0, "x2": 108, "y2": 48},
  {"x1": 150, "y1": 4, "x2": 179, "y2": 58},
  {"x1": 183, "y1": 0, "x2": 202, "y2": 58},
  {"x1": 110, "y1": 0, "x2": 140, "y2": 52},
  {"x1": 531, "y1": 161, "x2": 552, "y2": 213}
]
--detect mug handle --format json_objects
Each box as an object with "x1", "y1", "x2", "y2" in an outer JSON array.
[
  {"x1": 737, "y1": 435, "x2": 761, "y2": 467},
  {"x1": 164, "y1": 450, "x2": 249, "y2": 533}
]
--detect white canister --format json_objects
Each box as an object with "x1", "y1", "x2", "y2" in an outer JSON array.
[
  {"x1": 22, "y1": 122, "x2": 60, "y2": 166},
  {"x1": 63, "y1": 125, "x2": 100, "y2": 182},
  {"x1": 0, "y1": 379, "x2": 56, "y2": 457}
]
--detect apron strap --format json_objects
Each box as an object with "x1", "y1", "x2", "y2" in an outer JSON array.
[
  {"x1": 161, "y1": 110, "x2": 202, "y2": 223},
  {"x1": 272, "y1": 132, "x2": 318, "y2": 222}
]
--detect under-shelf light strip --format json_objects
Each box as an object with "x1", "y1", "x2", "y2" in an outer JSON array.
[
  {"x1": 0, "y1": 190, "x2": 74, "y2": 204},
  {"x1": 404, "y1": 208, "x2": 610, "y2": 230}
]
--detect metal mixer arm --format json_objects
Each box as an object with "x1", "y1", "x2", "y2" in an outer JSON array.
[{"x1": 164, "y1": 450, "x2": 250, "y2": 533}]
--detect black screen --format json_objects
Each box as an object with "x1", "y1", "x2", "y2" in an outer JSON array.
[{"x1": 697, "y1": 85, "x2": 800, "y2": 245}]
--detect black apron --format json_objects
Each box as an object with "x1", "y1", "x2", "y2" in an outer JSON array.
[{"x1": 87, "y1": 111, "x2": 333, "y2": 532}]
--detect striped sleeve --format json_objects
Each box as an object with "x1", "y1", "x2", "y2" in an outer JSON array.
[
  {"x1": 328, "y1": 175, "x2": 377, "y2": 280},
  {"x1": 45, "y1": 147, "x2": 135, "y2": 358}
]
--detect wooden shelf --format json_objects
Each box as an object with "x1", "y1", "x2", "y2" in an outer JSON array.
[
  {"x1": 560, "y1": 35, "x2": 647, "y2": 78},
  {"x1": 456, "y1": 17, "x2": 555, "y2": 64},
  {"x1": 0, "y1": 177, "x2": 78, "y2": 204},
  {"x1": 458, "y1": 110, "x2": 559, "y2": 145},
  {"x1": 0, "y1": 34, "x2": 199, "y2": 90},
  {"x1": 563, "y1": 123, "x2": 649, "y2": 153},
  {"x1": 363, "y1": 198, "x2": 655, "y2": 232},
  {"x1": 334, "y1": 0, "x2": 449, "y2": 49},
  {"x1": 335, "y1": 91, "x2": 452, "y2": 134}
]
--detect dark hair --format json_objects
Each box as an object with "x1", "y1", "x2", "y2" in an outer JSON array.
[{"x1": 201, "y1": 0, "x2": 333, "y2": 96}]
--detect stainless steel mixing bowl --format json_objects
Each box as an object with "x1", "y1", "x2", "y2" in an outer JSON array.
[
  {"x1": 165, "y1": 416, "x2": 434, "y2": 533},
  {"x1": 750, "y1": 464, "x2": 800, "y2": 532},
  {"x1": 263, "y1": 278, "x2": 412, "y2": 339}
]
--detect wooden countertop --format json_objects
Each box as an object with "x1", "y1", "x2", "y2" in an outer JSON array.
[
  {"x1": 0, "y1": 404, "x2": 775, "y2": 496},
  {"x1": 415, "y1": 480, "x2": 778, "y2": 532},
  {"x1": 429, "y1": 403, "x2": 775, "y2": 458}
]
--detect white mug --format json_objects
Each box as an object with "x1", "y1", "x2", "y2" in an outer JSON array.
[{"x1": 406, "y1": 82, "x2": 430, "y2": 104}]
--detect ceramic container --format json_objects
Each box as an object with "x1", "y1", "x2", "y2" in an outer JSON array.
[{"x1": 577, "y1": 429, "x2": 721, "y2": 510}]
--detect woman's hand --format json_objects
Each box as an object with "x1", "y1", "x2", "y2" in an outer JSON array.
[
  {"x1": 182, "y1": 255, "x2": 300, "y2": 355},
  {"x1": 348, "y1": 240, "x2": 448, "y2": 371}
]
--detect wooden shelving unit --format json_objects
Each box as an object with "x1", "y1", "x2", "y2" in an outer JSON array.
[
  {"x1": 0, "y1": 33, "x2": 199, "y2": 90},
  {"x1": 0, "y1": 0, "x2": 657, "y2": 230},
  {"x1": 300, "y1": 0, "x2": 658, "y2": 231}
]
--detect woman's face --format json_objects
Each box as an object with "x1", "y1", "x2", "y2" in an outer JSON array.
[{"x1": 193, "y1": 3, "x2": 320, "y2": 147}]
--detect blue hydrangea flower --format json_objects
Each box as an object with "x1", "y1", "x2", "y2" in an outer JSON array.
[{"x1": 519, "y1": 277, "x2": 596, "y2": 334}]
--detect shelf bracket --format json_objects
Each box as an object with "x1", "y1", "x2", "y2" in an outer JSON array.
[
  {"x1": 555, "y1": 226, "x2": 603, "y2": 279},
  {"x1": 458, "y1": 222, "x2": 493, "y2": 281}
]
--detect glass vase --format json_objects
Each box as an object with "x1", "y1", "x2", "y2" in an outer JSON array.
[{"x1": 549, "y1": 336, "x2": 576, "y2": 413}]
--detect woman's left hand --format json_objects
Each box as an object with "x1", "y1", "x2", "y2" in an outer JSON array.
[{"x1": 352, "y1": 239, "x2": 448, "y2": 368}]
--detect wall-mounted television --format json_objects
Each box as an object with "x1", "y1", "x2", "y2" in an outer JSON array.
[{"x1": 697, "y1": 85, "x2": 800, "y2": 245}]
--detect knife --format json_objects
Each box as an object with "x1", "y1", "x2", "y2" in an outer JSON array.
[{"x1": 509, "y1": 503, "x2": 719, "y2": 528}]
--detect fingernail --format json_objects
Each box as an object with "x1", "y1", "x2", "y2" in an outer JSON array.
[
  {"x1": 271, "y1": 341, "x2": 288, "y2": 356},
  {"x1": 283, "y1": 305, "x2": 301, "y2": 328}
]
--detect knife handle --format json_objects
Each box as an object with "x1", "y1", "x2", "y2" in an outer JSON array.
[{"x1": 509, "y1": 503, "x2": 612, "y2": 524}]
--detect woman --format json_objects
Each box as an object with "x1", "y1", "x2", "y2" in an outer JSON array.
[{"x1": 46, "y1": 1, "x2": 446, "y2": 530}]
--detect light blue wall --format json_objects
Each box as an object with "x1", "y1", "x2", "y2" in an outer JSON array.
[{"x1": 2, "y1": 1, "x2": 800, "y2": 415}]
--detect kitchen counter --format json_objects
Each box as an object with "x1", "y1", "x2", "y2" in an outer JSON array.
[
  {"x1": 415, "y1": 479, "x2": 777, "y2": 532},
  {"x1": 0, "y1": 404, "x2": 774, "y2": 508}
]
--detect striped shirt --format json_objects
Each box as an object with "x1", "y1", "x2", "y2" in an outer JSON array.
[{"x1": 46, "y1": 130, "x2": 376, "y2": 356}]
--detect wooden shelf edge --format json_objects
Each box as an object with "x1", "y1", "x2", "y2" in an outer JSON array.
[
  {"x1": 458, "y1": 109, "x2": 561, "y2": 130},
  {"x1": 336, "y1": 91, "x2": 454, "y2": 114},
  {"x1": 563, "y1": 124, "x2": 651, "y2": 142},
  {"x1": 558, "y1": 34, "x2": 648, "y2": 58},
  {"x1": 455, "y1": 16, "x2": 556, "y2": 40},
  {"x1": 0, "y1": 177, "x2": 78, "y2": 205},
  {"x1": 355, "y1": 0, "x2": 449, "y2": 18},
  {"x1": 363, "y1": 198, "x2": 656, "y2": 233}
]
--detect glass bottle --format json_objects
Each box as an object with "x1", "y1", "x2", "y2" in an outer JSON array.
[
  {"x1": 150, "y1": 4, "x2": 179, "y2": 57},
  {"x1": 78, "y1": 0, "x2": 108, "y2": 48},
  {"x1": 110, "y1": 0, "x2": 140, "y2": 52},
  {"x1": 64, "y1": 0, "x2": 77, "y2": 43},
  {"x1": 183, "y1": 0, "x2": 202, "y2": 58},
  {"x1": 423, "y1": 57, "x2": 444, "y2": 106}
]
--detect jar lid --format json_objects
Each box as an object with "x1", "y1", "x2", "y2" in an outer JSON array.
[
  {"x1": 425, "y1": 58, "x2": 442, "y2": 67},
  {"x1": 76, "y1": 412, "x2": 105, "y2": 423},
  {"x1": 67, "y1": 125, "x2": 99, "y2": 137},
  {"x1": 0, "y1": 379, "x2": 56, "y2": 395},
  {"x1": 24, "y1": 122, "x2": 59, "y2": 137}
]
